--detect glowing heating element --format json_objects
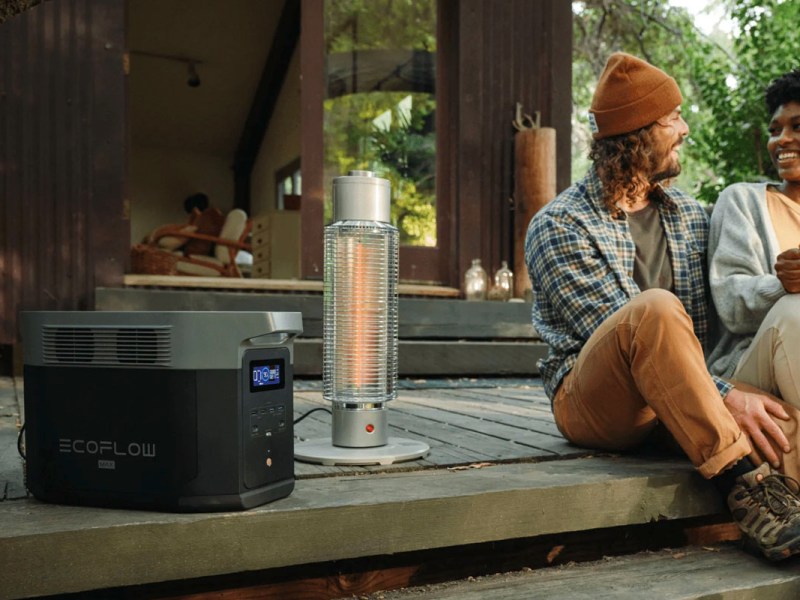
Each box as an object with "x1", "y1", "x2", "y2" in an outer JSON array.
[{"x1": 323, "y1": 221, "x2": 398, "y2": 404}]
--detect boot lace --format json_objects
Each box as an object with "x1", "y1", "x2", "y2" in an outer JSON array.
[{"x1": 758, "y1": 473, "x2": 800, "y2": 518}]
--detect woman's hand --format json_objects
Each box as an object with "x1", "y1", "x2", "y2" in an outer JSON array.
[{"x1": 776, "y1": 247, "x2": 800, "y2": 293}]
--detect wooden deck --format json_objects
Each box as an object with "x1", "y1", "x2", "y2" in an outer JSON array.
[
  {"x1": 3, "y1": 375, "x2": 798, "y2": 598},
  {"x1": 293, "y1": 378, "x2": 576, "y2": 477}
]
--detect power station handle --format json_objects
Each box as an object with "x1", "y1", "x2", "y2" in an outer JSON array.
[{"x1": 247, "y1": 330, "x2": 300, "y2": 347}]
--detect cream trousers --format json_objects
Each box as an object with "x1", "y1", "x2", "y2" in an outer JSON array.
[
  {"x1": 732, "y1": 295, "x2": 800, "y2": 476},
  {"x1": 734, "y1": 294, "x2": 800, "y2": 407}
]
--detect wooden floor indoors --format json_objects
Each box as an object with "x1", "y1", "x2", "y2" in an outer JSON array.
[{"x1": 2, "y1": 375, "x2": 800, "y2": 599}]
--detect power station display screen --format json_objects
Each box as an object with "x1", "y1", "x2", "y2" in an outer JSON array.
[{"x1": 249, "y1": 359, "x2": 286, "y2": 392}]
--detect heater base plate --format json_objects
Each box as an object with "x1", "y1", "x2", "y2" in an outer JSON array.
[{"x1": 294, "y1": 437, "x2": 429, "y2": 466}]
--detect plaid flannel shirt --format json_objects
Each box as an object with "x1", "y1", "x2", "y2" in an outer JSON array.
[{"x1": 525, "y1": 167, "x2": 732, "y2": 402}]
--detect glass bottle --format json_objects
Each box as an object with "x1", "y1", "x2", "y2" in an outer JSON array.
[
  {"x1": 464, "y1": 258, "x2": 488, "y2": 301},
  {"x1": 493, "y1": 261, "x2": 514, "y2": 301}
]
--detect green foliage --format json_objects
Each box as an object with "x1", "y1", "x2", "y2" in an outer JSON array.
[
  {"x1": 0, "y1": 0, "x2": 40, "y2": 24},
  {"x1": 324, "y1": 92, "x2": 437, "y2": 246},
  {"x1": 323, "y1": 0, "x2": 437, "y2": 246},
  {"x1": 326, "y1": 0, "x2": 436, "y2": 53},
  {"x1": 572, "y1": 0, "x2": 800, "y2": 204},
  {"x1": 688, "y1": 0, "x2": 800, "y2": 201}
]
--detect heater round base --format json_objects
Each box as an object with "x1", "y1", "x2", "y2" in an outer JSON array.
[{"x1": 294, "y1": 437, "x2": 430, "y2": 466}]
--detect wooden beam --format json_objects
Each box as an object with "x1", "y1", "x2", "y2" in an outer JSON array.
[
  {"x1": 299, "y1": 0, "x2": 325, "y2": 279},
  {"x1": 233, "y1": 0, "x2": 301, "y2": 212}
]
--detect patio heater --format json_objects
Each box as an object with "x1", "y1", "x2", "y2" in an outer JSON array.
[{"x1": 294, "y1": 171, "x2": 429, "y2": 465}]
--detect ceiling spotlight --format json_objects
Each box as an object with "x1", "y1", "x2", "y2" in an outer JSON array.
[{"x1": 187, "y1": 62, "x2": 201, "y2": 88}]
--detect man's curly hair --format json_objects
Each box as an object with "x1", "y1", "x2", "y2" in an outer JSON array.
[
  {"x1": 766, "y1": 68, "x2": 800, "y2": 115},
  {"x1": 589, "y1": 123, "x2": 667, "y2": 217}
]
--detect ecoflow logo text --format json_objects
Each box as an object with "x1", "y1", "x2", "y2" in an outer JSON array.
[{"x1": 58, "y1": 439, "x2": 157, "y2": 458}]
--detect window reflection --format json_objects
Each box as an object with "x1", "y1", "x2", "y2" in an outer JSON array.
[{"x1": 324, "y1": 0, "x2": 436, "y2": 247}]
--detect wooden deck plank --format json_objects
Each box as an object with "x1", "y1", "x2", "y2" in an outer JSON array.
[
  {"x1": 0, "y1": 457, "x2": 725, "y2": 599},
  {"x1": 292, "y1": 395, "x2": 512, "y2": 476},
  {"x1": 292, "y1": 395, "x2": 476, "y2": 474},
  {"x1": 368, "y1": 545, "x2": 800, "y2": 600},
  {"x1": 431, "y1": 385, "x2": 552, "y2": 408},
  {"x1": 293, "y1": 391, "x2": 546, "y2": 458},
  {"x1": 291, "y1": 383, "x2": 576, "y2": 474},
  {"x1": 396, "y1": 390, "x2": 562, "y2": 436},
  {"x1": 380, "y1": 394, "x2": 570, "y2": 456}
]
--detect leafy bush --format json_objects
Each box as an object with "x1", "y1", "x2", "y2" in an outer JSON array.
[{"x1": 573, "y1": 0, "x2": 800, "y2": 204}]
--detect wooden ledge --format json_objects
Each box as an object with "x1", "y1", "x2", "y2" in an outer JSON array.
[
  {"x1": 0, "y1": 457, "x2": 723, "y2": 599},
  {"x1": 123, "y1": 274, "x2": 461, "y2": 298}
]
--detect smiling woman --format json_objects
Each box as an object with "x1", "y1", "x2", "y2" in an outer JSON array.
[
  {"x1": 707, "y1": 68, "x2": 800, "y2": 481},
  {"x1": 766, "y1": 72, "x2": 800, "y2": 204}
]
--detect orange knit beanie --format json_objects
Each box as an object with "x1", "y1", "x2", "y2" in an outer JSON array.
[{"x1": 589, "y1": 52, "x2": 683, "y2": 139}]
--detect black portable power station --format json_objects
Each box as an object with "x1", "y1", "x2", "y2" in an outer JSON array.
[{"x1": 21, "y1": 311, "x2": 302, "y2": 512}]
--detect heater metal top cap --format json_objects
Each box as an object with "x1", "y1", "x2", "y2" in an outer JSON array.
[{"x1": 332, "y1": 170, "x2": 391, "y2": 223}]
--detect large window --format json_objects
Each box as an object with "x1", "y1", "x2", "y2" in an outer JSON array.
[{"x1": 323, "y1": 0, "x2": 436, "y2": 247}]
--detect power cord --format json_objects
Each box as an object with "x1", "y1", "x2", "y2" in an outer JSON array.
[
  {"x1": 17, "y1": 422, "x2": 25, "y2": 460},
  {"x1": 293, "y1": 407, "x2": 331, "y2": 425}
]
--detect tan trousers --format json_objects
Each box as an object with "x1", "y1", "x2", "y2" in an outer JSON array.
[
  {"x1": 553, "y1": 289, "x2": 751, "y2": 479},
  {"x1": 733, "y1": 294, "x2": 800, "y2": 478}
]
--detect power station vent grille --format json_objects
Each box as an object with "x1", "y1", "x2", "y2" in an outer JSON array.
[{"x1": 42, "y1": 326, "x2": 172, "y2": 366}]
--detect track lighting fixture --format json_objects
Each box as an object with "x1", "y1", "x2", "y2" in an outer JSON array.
[{"x1": 129, "y1": 50, "x2": 203, "y2": 89}]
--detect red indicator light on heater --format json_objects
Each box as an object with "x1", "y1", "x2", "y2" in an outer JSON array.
[{"x1": 366, "y1": 424, "x2": 375, "y2": 433}]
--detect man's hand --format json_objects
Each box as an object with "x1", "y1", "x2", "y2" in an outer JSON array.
[
  {"x1": 775, "y1": 247, "x2": 800, "y2": 293},
  {"x1": 724, "y1": 380, "x2": 790, "y2": 469}
]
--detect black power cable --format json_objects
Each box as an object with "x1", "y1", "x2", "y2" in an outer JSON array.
[
  {"x1": 293, "y1": 407, "x2": 331, "y2": 425},
  {"x1": 17, "y1": 422, "x2": 25, "y2": 460}
]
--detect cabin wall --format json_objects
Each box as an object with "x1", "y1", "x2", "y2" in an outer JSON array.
[{"x1": 0, "y1": 0, "x2": 128, "y2": 345}]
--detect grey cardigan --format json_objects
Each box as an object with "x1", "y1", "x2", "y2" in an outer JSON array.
[{"x1": 707, "y1": 182, "x2": 787, "y2": 377}]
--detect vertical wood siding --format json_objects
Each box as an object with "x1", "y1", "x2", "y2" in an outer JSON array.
[
  {"x1": 453, "y1": 0, "x2": 571, "y2": 284},
  {"x1": 0, "y1": 0, "x2": 128, "y2": 345}
]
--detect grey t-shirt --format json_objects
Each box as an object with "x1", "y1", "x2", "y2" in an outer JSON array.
[{"x1": 627, "y1": 202, "x2": 673, "y2": 292}]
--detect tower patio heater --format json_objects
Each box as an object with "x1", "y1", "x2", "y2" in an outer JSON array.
[{"x1": 294, "y1": 170, "x2": 429, "y2": 465}]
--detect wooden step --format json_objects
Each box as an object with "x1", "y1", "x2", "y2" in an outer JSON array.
[
  {"x1": 0, "y1": 457, "x2": 725, "y2": 598},
  {"x1": 365, "y1": 545, "x2": 800, "y2": 599},
  {"x1": 95, "y1": 287, "x2": 546, "y2": 375},
  {"x1": 95, "y1": 287, "x2": 539, "y2": 340},
  {"x1": 294, "y1": 338, "x2": 547, "y2": 376}
]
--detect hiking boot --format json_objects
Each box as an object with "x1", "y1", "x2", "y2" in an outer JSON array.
[{"x1": 728, "y1": 462, "x2": 800, "y2": 561}]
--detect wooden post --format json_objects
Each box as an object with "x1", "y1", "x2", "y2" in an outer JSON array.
[{"x1": 513, "y1": 124, "x2": 556, "y2": 299}]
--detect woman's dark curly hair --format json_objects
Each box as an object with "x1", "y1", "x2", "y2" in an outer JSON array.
[
  {"x1": 765, "y1": 68, "x2": 800, "y2": 115},
  {"x1": 589, "y1": 122, "x2": 667, "y2": 217}
]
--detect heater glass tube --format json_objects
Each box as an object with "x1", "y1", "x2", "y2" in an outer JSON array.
[{"x1": 323, "y1": 220, "x2": 398, "y2": 405}]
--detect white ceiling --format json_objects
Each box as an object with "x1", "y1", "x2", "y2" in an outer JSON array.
[{"x1": 127, "y1": 0, "x2": 285, "y2": 156}]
